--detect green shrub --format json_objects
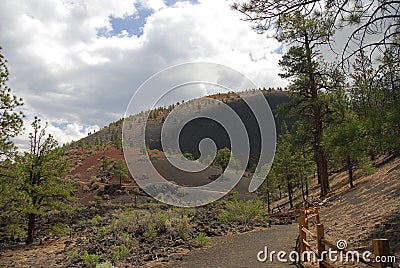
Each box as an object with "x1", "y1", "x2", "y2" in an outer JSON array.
[
  {"x1": 95, "y1": 226, "x2": 111, "y2": 239},
  {"x1": 48, "y1": 223, "x2": 70, "y2": 238},
  {"x1": 118, "y1": 232, "x2": 137, "y2": 248},
  {"x1": 218, "y1": 199, "x2": 263, "y2": 226},
  {"x1": 81, "y1": 251, "x2": 100, "y2": 267},
  {"x1": 193, "y1": 232, "x2": 210, "y2": 247},
  {"x1": 90, "y1": 215, "x2": 103, "y2": 225},
  {"x1": 169, "y1": 215, "x2": 191, "y2": 240},
  {"x1": 112, "y1": 245, "x2": 131, "y2": 262},
  {"x1": 68, "y1": 248, "x2": 79, "y2": 259},
  {"x1": 156, "y1": 214, "x2": 168, "y2": 231},
  {"x1": 145, "y1": 223, "x2": 157, "y2": 238},
  {"x1": 93, "y1": 195, "x2": 103, "y2": 205}
]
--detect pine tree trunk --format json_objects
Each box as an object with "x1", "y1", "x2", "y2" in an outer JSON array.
[
  {"x1": 287, "y1": 176, "x2": 293, "y2": 209},
  {"x1": 306, "y1": 179, "x2": 309, "y2": 199},
  {"x1": 278, "y1": 185, "x2": 282, "y2": 199},
  {"x1": 348, "y1": 156, "x2": 354, "y2": 188},
  {"x1": 304, "y1": 32, "x2": 329, "y2": 197},
  {"x1": 301, "y1": 177, "x2": 306, "y2": 203},
  {"x1": 26, "y1": 213, "x2": 36, "y2": 245}
]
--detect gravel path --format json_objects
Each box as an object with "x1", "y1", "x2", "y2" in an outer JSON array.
[{"x1": 164, "y1": 224, "x2": 299, "y2": 268}]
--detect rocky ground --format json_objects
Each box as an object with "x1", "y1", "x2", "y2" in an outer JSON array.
[{"x1": 0, "y1": 200, "x2": 270, "y2": 267}]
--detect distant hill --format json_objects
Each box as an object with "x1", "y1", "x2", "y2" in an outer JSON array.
[
  {"x1": 70, "y1": 89, "x2": 293, "y2": 170},
  {"x1": 63, "y1": 89, "x2": 293, "y2": 204}
]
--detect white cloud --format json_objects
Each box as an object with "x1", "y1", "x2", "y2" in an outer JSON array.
[{"x1": 1, "y1": 0, "x2": 287, "y2": 148}]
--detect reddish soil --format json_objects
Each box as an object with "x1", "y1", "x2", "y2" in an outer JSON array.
[{"x1": 68, "y1": 147, "x2": 130, "y2": 205}]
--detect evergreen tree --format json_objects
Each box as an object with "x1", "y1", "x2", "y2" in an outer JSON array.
[
  {"x1": 257, "y1": 162, "x2": 277, "y2": 213},
  {"x1": 0, "y1": 49, "x2": 24, "y2": 237},
  {"x1": 0, "y1": 48, "x2": 23, "y2": 158},
  {"x1": 232, "y1": 0, "x2": 399, "y2": 66},
  {"x1": 324, "y1": 109, "x2": 370, "y2": 188},
  {"x1": 213, "y1": 147, "x2": 232, "y2": 171},
  {"x1": 114, "y1": 159, "x2": 129, "y2": 187},
  {"x1": 291, "y1": 121, "x2": 315, "y2": 202},
  {"x1": 18, "y1": 117, "x2": 75, "y2": 244},
  {"x1": 268, "y1": 122, "x2": 298, "y2": 208},
  {"x1": 276, "y1": 11, "x2": 335, "y2": 196}
]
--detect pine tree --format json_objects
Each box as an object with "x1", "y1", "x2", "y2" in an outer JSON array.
[
  {"x1": 324, "y1": 108, "x2": 370, "y2": 188},
  {"x1": 0, "y1": 48, "x2": 23, "y2": 158},
  {"x1": 18, "y1": 117, "x2": 75, "y2": 244},
  {"x1": 257, "y1": 162, "x2": 277, "y2": 213},
  {"x1": 291, "y1": 121, "x2": 315, "y2": 202},
  {"x1": 269, "y1": 122, "x2": 298, "y2": 208},
  {"x1": 276, "y1": 12, "x2": 334, "y2": 196},
  {"x1": 114, "y1": 159, "x2": 129, "y2": 188},
  {"x1": 0, "y1": 49, "x2": 24, "y2": 237}
]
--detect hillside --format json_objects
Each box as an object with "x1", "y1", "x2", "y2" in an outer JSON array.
[
  {"x1": 314, "y1": 155, "x2": 400, "y2": 258},
  {"x1": 70, "y1": 89, "x2": 292, "y2": 168},
  {"x1": 62, "y1": 89, "x2": 291, "y2": 204}
]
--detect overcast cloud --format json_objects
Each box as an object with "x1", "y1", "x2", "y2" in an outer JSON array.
[{"x1": 0, "y1": 0, "x2": 287, "y2": 147}]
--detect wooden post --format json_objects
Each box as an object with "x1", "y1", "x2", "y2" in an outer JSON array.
[
  {"x1": 299, "y1": 208, "x2": 307, "y2": 261},
  {"x1": 316, "y1": 224, "x2": 325, "y2": 268},
  {"x1": 372, "y1": 239, "x2": 393, "y2": 268},
  {"x1": 304, "y1": 209, "x2": 309, "y2": 230}
]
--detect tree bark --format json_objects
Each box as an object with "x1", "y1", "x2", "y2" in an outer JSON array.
[
  {"x1": 306, "y1": 178, "x2": 309, "y2": 199},
  {"x1": 347, "y1": 156, "x2": 354, "y2": 188},
  {"x1": 26, "y1": 213, "x2": 36, "y2": 245},
  {"x1": 287, "y1": 176, "x2": 293, "y2": 209},
  {"x1": 301, "y1": 177, "x2": 306, "y2": 203}
]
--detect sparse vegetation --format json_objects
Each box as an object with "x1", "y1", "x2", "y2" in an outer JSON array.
[
  {"x1": 193, "y1": 232, "x2": 210, "y2": 247},
  {"x1": 219, "y1": 199, "x2": 263, "y2": 226},
  {"x1": 81, "y1": 251, "x2": 100, "y2": 267},
  {"x1": 112, "y1": 245, "x2": 131, "y2": 262}
]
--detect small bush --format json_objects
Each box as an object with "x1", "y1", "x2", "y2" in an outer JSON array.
[
  {"x1": 193, "y1": 232, "x2": 210, "y2": 247},
  {"x1": 169, "y1": 215, "x2": 191, "y2": 240},
  {"x1": 145, "y1": 223, "x2": 157, "y2": 238},
  {"x1": 68, "y1": 248, "x2": 80, "y2": 259},
  {"x1": 90, "y1": 215, "x2": 103, "y2": 225},
  {"x1": 93, "y1": 195, "x2": 103, "y2": 205},
  {"x1": 81, "y1": 251, "x2": 100, "y2": 268},
  {"x1": 219, "y1": 199, "x2": 263, "y2": 226},
  {"x1": 83, "y1": 184, "x2": 90, "y2": 192},
  {"x1": 95, "y1": 226, "x2": 111, "y2": 239},
  {"x1": 48, "y1": 223, "x2": 70, "y2": 238},
  {"x1": 91, "y1": 182, "x2": 101, "y2": 191},
  {"x1": 156, "y1": 214, "x2": 168, "y2": 231},
  {"x1": 112, "y1": 245, "x2": 131, "y2": 262},
  {"x1": 118, "y1": 232, "x2": 137, "y2": 248}
]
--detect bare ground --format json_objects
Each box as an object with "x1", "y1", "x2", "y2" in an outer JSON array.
[{"x1": 153, "y1": 225, "x2": 299, "y2": 268}]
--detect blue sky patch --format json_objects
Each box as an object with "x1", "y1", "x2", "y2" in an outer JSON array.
[
  {"x1": 52, "y1": 122, "x2": 69, "y2": 130},
  {"x1": 165, "y1": 0, "x2": 198, "y2": 6},
  {"x1": 273, "y1": 45, "x2": 284, "y2": 55},
  {"x1": 97, "y1": 0, "x2": 199, "y2": 37},
  {"x1": 97, "y1": 3, "x2": 153, "y2": 37}
]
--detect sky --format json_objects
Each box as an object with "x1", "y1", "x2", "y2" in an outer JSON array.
[{"x1": 0, "y1": 0, "x2": 287, "y2": 148}]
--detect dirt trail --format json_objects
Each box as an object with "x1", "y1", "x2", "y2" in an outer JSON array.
[{"x1": 161, "y1": 224, "x2": 299, "y2": 268}]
